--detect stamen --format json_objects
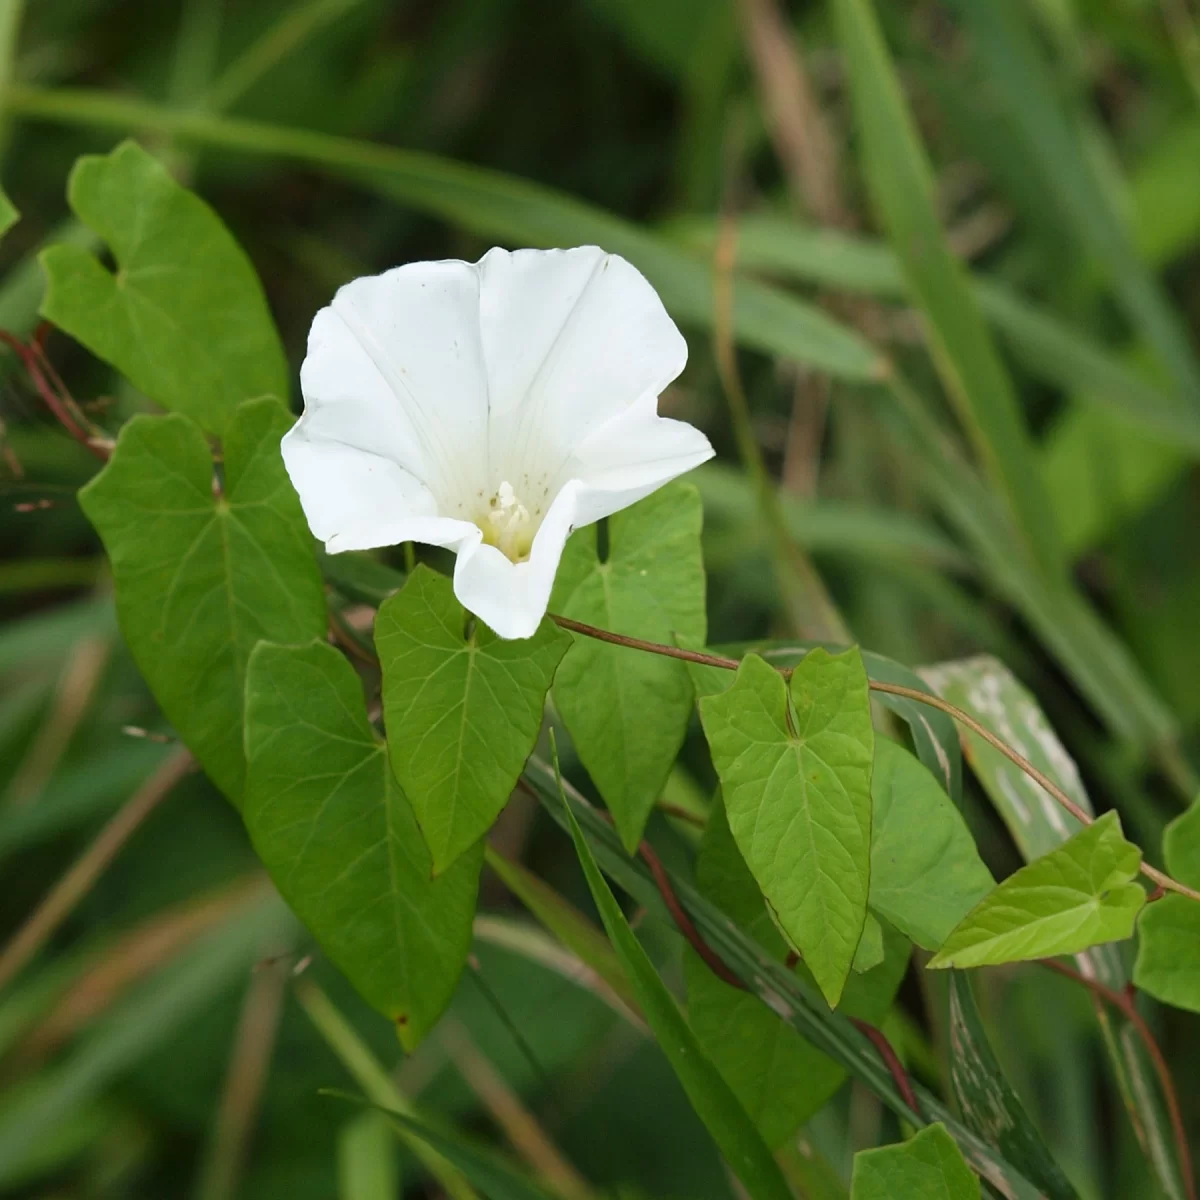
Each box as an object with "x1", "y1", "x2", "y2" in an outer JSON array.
[{"x1": 480, "y1": 480, "x2": 534, "y2": 562}]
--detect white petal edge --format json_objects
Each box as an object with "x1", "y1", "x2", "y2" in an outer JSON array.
[
  {"x1": 298, "y1": 260, "x2": 490, "y2": 511},
  {"x1": 284, "y1": 246, "x2": 711, "y2": 640},
  {"x1": 565, "y1": 390, "x2": 715, "y2": 528},
  {"x1": 281, "y1": 431, "x2": 480, "y2": 554},
  {"x1": 478, "y1": 247, "x2": 688, "y2": 482}
]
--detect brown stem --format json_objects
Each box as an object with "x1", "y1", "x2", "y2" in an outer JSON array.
[
  {"x1": 850, "y1": 1017, "x2": 921, "y2": 1117},
  {"x1": 0, "y1": 749, "x2": 193, "y2": 991},
  {"x1": 550, "y1": 614, "x2": 1200, "y2": 906},
  {"x1": 584, "y1": 799, "x2": 922, "y2": 1119},
  {"x1": 656, "y1": 802, "x2": 707, "y2": 829},
  {"x1": 196, "y1": 951, "x2": 289, "y2": 1200},
  {"x1": 328, "y1": 607, "x2": 377, "y2": 666},
  {"x1": 439, "y1": 1018, "x2": 594, "y2": 1200},
  {"x1": 0, "y1": 329, "x2": 109, "y2": 461},
  {"x1": 638, "y1": 834, "x2": 744, "y2": 991},
  {"x1": 1039, "y1": 959, "x2": 1195, "y2": 1200},
  {"x1": 737, "y1": 0, "x2": 849, "y2": 229},
  {"x1": 549, "y1": 614, "x2": 742, "y2": 673},
  {"x1": 868, "y1": 681, "x2": 1094, "y2": 824},
  {"x1": 868, "y1": 682, "x2": 1200, "y2": 905}
]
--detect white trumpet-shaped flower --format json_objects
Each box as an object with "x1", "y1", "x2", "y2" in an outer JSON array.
[{"x1": 282, "y1": 246, "x2": 714, "y2": 639}]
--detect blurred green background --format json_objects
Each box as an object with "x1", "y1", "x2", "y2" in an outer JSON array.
[{"x1": 2, "y1": 0, "x2": 1200, "y2": 1196}]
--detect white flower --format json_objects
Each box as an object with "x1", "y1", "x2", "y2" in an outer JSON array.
[{"x1": 282, "y1": 246, "x2": 714, "y2": 639}]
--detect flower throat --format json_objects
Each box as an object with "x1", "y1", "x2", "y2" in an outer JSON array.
[{"x1": 480, "y1": 480, "x2": 535, "y2": 563}]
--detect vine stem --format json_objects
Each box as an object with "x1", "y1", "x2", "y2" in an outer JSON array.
[
  {"x1": 1039, "y1": 959, "x2": 1195, "y2": 1200},
  {"x1": 547, "y1": 613, "x2": 1200, "y2": 906},
  {"x1": 0, "y1": 328, "x2": 110, "y2": 460},
  {"x1": 568, "y1": 785, "x2": 923, "y2": 1118}
]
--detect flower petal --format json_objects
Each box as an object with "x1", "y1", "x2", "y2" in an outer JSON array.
[
  {"x1": 565, "y1": 391, "x2": 715, "y2": 527},
  {"x1": 478, "y1": 247, "x2": 687, "y2": 477},
  {"x1": 281, "y1": 430, "x2": 480, "y2": 554},
  {"x1": 297, "y1": 261, "x2": 490, "y2": 510},
  {"x1": 452, "y1": 480, "x2": 586, "y2": 640}
]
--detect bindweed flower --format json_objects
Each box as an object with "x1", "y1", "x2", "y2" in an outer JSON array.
[{"x1": 282, "y1": 246, "x2": 714, "y2": 638}]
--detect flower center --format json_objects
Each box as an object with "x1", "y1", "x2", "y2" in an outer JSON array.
[{"x1": 480, "y1": 480, "x2": 535, "y2": 563}]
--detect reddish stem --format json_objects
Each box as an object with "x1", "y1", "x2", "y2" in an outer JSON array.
[
  {"x1": 850, "y1": 1017, "x2": 920, "y2": 1116},
  {"x1": 637, "y1": 835, "x2": 744, "y2": 990},
  {"x1": 572, "y1": 794, "x2": 922, "y2": 1119},
  {"x1": 0, "y1": 329, "x2": 108, "y2": 461},
  {"x1": 1039, "y1": 959, "x2": 1195, "y2": 1200},
  {"x1": 549, "y1": 614, "x2": 743, "y2": 673}
]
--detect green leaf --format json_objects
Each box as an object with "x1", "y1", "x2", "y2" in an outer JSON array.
[
  {"x1": 684, "y1": 959, "x2": 841, "y2": 1150},
  {"x1": 1133, "y1": 897, "x2": 1200, "y2": 1014},
  {"x1": 560, "y1": 788, "x2": 793, "y2": 1200},
  {"x1": 929, "y1": 813, "x2": 1144, "y2": 969},
  {"x1": 869, "y1": 740, "x2": 993, "y2": 950},
  {"x1": 40, "y1": 140, "x2": 288, "y2": 436},
  {"x1": 1134, "y1": 799, "x2": 1200, "y2": 1012},
  {"x1": 551, "y1": 483, "x2": 706, "y2": 851},
  {"x1": 243, "y1": 640, "x2": 482, "y2": 1049},
  {"x1": 375, "y1": 565, "x2": 568, "y2": 872},
  {"x1": 1158, "y1": 797, "x2": 1200, "y2": 889},
  {"x1": 702, "y1": 639, "x2": 962, "y2": 805},
  {"x1": 945, "y1": 974, "x2": 1079, "y2": 1200},
  {"x1": 525, "y1": 758, "x2": 1050, "y2": 1197},
  {"x1": 850, "y1": 1124, "x2": 980, "y2": 1200},
  {"x1": 78, "y1": 399, "x2": 326, "y2": 803},
  {"x1": 0, "y1": 185, "x2": 16, "y2": 241},
  {"x1": 686, "y1": 799, "x2": 908, "y2": 1148},
  {"x1": 851, "y1": 913, "x2": 885, "y2": 973},
  {"x1": 699, "y1": 650, "x2": 873, "y2": 1005},
  {"x1": 832, "y1": 0, "x2": 1063, "y2": 580}
]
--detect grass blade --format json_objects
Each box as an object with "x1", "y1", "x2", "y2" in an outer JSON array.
[
  {"x1": 831, "y1": 0, "x2": 1062, "y2": 578},
  {"x1": 554, "y1": 761, "x2": 794, "y2": 1200},
  {"x1": 921, "y1": 657, "x2": 1190, "y2": 1200},
  {"x1": 671, "y1": 216, "x2": 1200, "y2": 453},
  {"x1": 942, "y1": 0, "x2": 1200, "y2": 412},
  {"x1": 525, "y1": 758, "x2": 1052, "y2": 1200},
  {"x1": 295, "y1": 980, "x2": 479, "y2": 1200},
  {"x1": 3, "y1": 83, "x2": 882, "y2": 383},
  {"x1": 324, "y1": 1091, "x2": 561, "y2": 1200}
]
